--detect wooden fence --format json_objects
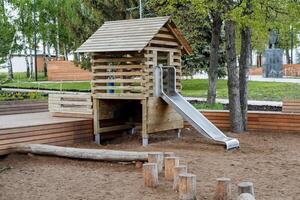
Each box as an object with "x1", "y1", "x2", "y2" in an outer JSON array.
[
  {"x1": 48, "y1": 61, "x2": 92, "y2": 81},
  {"x1": 194, "y1": 110, "x2": 300, "y2": 133},
  {"x1": 0, "y1": 100, "x2": 48, "y2": 115},
  {"x1": 48, "y1": 93, "x2": 93, "y2": 118},
  {"x1": 282, "y1": 99, "x2": 300, "y2": 113}
]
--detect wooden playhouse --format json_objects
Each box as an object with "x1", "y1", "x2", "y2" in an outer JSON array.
[{"x1": 76, "y1": 16, "x2": 192, "y2": 145}]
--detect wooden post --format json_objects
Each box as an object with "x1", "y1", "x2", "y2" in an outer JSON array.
[
  {"x1": 237, "y1": 193, "x2": 255, "y2": 200},
  {"x1": 143, "y1": 163, "x2": 159, "y2": 187},
  {"x1": 214, "y1": 177, "x2": 231, "y2": 200},
  {"x1": 238, "y1": 182, "x2": 255, "y2": 197},
  {"x1": 93, "y1": 98, "x2": 101, "y2": 144},
  {"x1": 141, "y1": 99, "x2": 148, "y2": 146},
  {"x1": 179, "y1": 173, "x2": 197, "y2": 200},
  {"x1": 165, "y1": 156, "x2": 179, "y2": 181},
  {"x1": 173, "y1": 165, "x2": 187, "y2": 191},
  {"x1": 148, "y1": 152, "x2": 164, "y2": 173}
]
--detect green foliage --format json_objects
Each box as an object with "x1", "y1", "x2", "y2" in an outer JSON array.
[
  {"x1": 193, "y1": 102, "x2": 224, "y2": 110},
  {"x1": 0, "y1": 0, "x2": 17, "y2": 64},
  {"x1": 145, "y1": 0, "x2": 226, "y2": 77},
  {"x1": 0, "y1": 91, "x2": 47, "y2": 101}
]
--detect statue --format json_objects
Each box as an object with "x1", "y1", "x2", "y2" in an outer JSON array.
[
  {"x1": 268, "y1": 29, "x2": 279, "y2": 49},
  {"x1": 263, "y1": 29, "x2": 283, "y2": 78}
]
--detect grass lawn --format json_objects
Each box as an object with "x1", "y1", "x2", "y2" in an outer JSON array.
[
  {"x1": 182, "y1": 79, "x2": 300, "y2": 101},
  {"x1": 1, "y1": 76, "x2": 300, "y2": 101},
  {"x1": 0, "y1": 72, "x2": 47, "y2": 82}
]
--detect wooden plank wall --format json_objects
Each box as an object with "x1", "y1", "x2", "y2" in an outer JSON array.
[
  {"x1": 49, "y1": 93, "x2": 93, "y2": 118},
  {"x1": 48, "y1": 61, "x2": 92, "y2": 81},
  {"x1": 147, "y1": 97, "x2": 183, "y2": 133},
  {"x1": 0, "y1": 100, "x2": 48, "y2": 115},
  {"x1": 0, "y1": 120, "x2": 93, "y2": 156},
  {"x1": 282, "y1": 99, "x2": 300, "y2": 113},
  {"x1": 186, "y1": 110, "x2": 300, "y2": 133},
  {"x1": 91, "y1": 52, "x2": 147, "y2": 100},
  {"x1": 145, "y1": 25, "x2": 182, "y2": 96}
]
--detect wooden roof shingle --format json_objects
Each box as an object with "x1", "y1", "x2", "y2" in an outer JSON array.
[{"x1": 76, "y1": 16, "x2": 192, "y2": 55}]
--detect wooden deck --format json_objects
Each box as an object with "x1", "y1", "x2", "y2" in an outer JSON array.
[{"x1": 0, "y1": 112, "x2": 93, "y2": 155}]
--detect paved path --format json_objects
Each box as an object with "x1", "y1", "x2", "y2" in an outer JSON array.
[
  {"x1": 185, "y1": 97, "x2": 282, "y2": 107},
  {"x1": 248, "y1": 75, "x2": 300, "y2": 83},
  {"x1": 188, "y1": 73, "x2": 300, "y2": 83}
]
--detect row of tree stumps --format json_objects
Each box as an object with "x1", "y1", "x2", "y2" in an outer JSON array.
[{"x1": 142, "y1": 152, "x2": 256, "y2": 200}]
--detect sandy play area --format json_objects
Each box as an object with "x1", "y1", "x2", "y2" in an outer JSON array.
[{"x1": 0, "y1": 129, "x2": 299, "y2": 200}]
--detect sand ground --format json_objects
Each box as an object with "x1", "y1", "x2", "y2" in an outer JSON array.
[{"x1": 0, "y1": 129, "x2": 299, "y2": 200}]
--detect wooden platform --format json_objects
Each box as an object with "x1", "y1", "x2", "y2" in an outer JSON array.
[
  {"x1": 0, "y1": 112, "x2": 93, "y2": 155},
  {"x1": 0, "y1": 100, "x2": 48, "y2": 116}
]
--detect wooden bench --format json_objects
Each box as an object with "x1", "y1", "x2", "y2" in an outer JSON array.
[
  {"x1": 48, "y1": 93, "x2": 93, "y2": 118},
  {"x1": 282, "y1": 99, "x2": 300, "y2": 113}
]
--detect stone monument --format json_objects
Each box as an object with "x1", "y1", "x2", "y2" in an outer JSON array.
[{"x1": 263, "y1": 30, "x2": 283, "y2": 78}]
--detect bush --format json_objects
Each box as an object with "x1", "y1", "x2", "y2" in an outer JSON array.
[{"x1": 0, "y1": 91, "x2": 47, "y2": 101}]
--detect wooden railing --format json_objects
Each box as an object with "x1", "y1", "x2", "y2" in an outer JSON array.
[{"x1": 48, "y1": 93, "x2": 92, "y2": 118}]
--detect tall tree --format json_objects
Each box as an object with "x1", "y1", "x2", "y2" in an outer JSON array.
[
  {"x1": 0, "y1": 0, "x2": 16, "y2": 80},
  {"x1": 225, "y1": 19, "x2": 244, "y2": 133},
  {"x1": 207, "y1": 10, "x2": 222, "y2": 104},
  {"x1": 239, "y1": 0, "x2": 252, "y2": 130}
]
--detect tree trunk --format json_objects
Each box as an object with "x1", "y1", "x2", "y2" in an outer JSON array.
[
  {"x1": 56, "y1": 18, "x2": 60, "y2": 60},
  {"x1": 207, "y1": 11, "x2": 222, "y2": 104},
  {"x1": 29, "y1": 41, "x2": 34, "y2": 79},
  {"x1": 7, "y1": 54, "x2": 13, "y2": 80},
  {"x1": 64, "y1": 44, "x2": 68, "y2": 61},
  {"x1": 24, "y1": 40, "x2": 30, "y2": 78},
  {"x1": 285, "y1": 48, "x2": 290, "y2": 64},
  {"x1": 225, "y1": 20, "x2": 244, "y2": 133},
  {"x1": 239, "y1": 27, "x2": 251, "y2": 131},
  {"x1": 43, "y1": 42, "x2": 47, "y2": 77},
  {"x1": 14, "y1": 144, "x2": 161, "y2": 162},
  {"x1": 239, "y1": 0, "x2": 252, "y2": 131}
]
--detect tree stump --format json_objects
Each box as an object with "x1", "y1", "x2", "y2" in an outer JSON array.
[
  {"x1": 148, "y1": 152, "x2": 164, "y2": 173},
  {"x1": 173, "y1": 165, "x2": 188, "y2": 191},
  {"x1": 179, "y1": 173, "x2": 197, "y2": 200},
  {"x1": 135, "y1": 161, "x2": 143, "y2": 169},
  {"x1": 238, "y1": 182, "x2": 255, "y2": 197},
  {"x1": 237, "y1": 193, "x2": 255, "y2": 200},
  {"x1": 143, "y1": 163, "x2": 159, "y2": 187},
  {"x1": 164, "y1": 152, "x2": 176, "y2": 157},
  {"x1": 164, "y1": 156, "x2": 179, "y2": 181},
  {"x1": 214, "y1": 177, "x2": 231, "y2": 200}
]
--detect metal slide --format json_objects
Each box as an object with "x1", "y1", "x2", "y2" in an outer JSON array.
[{"x1": 155, "y1": 65, "x2": 239, "y2": 150}]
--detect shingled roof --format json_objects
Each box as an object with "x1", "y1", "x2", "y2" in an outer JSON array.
[{"x1": 76, "y1": 16, "x2": 192, "y2": 55}]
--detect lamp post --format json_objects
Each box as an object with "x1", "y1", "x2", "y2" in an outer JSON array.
[{"x1": 33, "y1": 0, "x2": 37, "y2": 81}]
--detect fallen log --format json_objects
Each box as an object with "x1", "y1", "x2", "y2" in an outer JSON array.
[{"x1": 14, "y1": 144, "x2": 162, "y2": 162}]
